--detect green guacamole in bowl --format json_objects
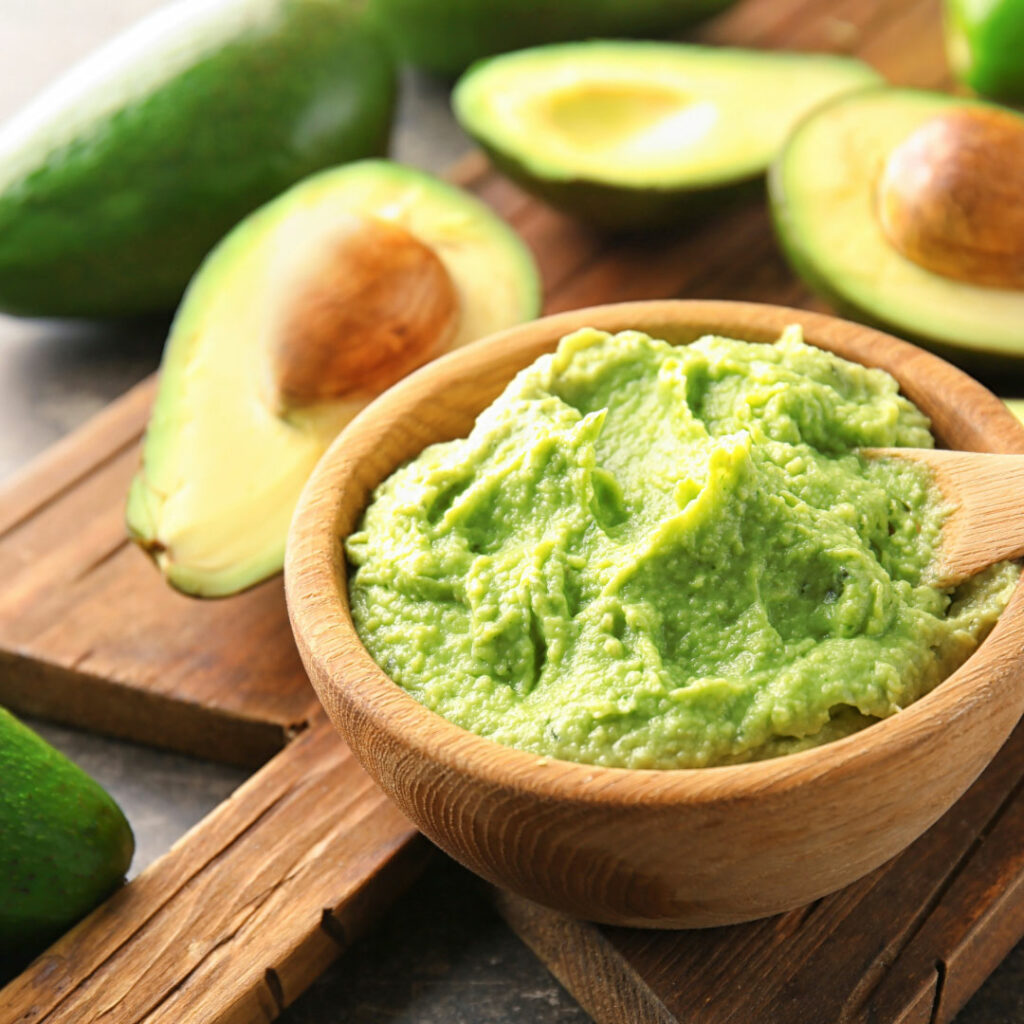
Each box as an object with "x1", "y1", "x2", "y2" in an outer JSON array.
[{"x1": 345, "y1": 326, "x2": 1017, "y2": 769}]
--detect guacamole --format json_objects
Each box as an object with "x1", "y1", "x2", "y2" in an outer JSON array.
[{"x1": 346, "y1": 327, "x2": 1017, "y2": 768}]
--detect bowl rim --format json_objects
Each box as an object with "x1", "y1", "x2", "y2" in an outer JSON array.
[{"x1": 285, "y1": 299, "x2": 1024, "y2": 810}]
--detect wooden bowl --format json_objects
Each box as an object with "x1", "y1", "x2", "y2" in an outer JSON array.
[{"x1": 285, "y1": 300, "x2": 1024, "y2": 928}]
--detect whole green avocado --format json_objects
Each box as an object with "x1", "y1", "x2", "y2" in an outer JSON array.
[
  {"x1": 365, "y1": 0, "x2": 738, "y2": 76},
  {"x1": 945, "y1": 0, "x2": 1024, "y2": 103},
  {"x1": 0, "y1": 707, "x2": 134, "y2": 978},
  {"x1": 0, "y1": 0, "x2": 396, "y2": 317}
]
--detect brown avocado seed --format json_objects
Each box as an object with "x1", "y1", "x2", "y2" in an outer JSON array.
[
  {"x1": 876, "y1": 107, "x2": 1024, "y2": 291},
  {"x1": 268, "y1": 213, "x2": 460, "y2": 410}
]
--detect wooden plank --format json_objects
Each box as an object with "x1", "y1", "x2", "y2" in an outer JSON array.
[
  {"x1": 493, "y1": 720, "x2": 1024, "y2": 1024},
  {"x1": 1, "y1": 717, "x2": 430, "y2": 1023},
  {"x1": 867, "y1": 775, "x2": 1024, "y2": 1024},
  {"x1": 0, "y1": 375, "x2": 153, "y2": 538},
  {"x1": 0, "y1": 381, "x2": 321, "y2": 766},
  {"x1": 491, "y1": 891, "x2": 676, "y2": 1024}
]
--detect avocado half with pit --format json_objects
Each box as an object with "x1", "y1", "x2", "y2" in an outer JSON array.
[
  {"x1": 453, "y1": 42, "x2": 883, "y2": 229},
  {"x1": 126, "y1": 160, "x2": 541, "y2": 598},
  {"x1": 770, "y1": 88, "x2": 1024, "y2": 371}
]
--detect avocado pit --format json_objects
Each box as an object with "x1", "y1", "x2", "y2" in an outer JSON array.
[
  {"x1": 268, "y1": 213, "x2": 460, "y2": 412},
  {"x1": 877, "y1": 107, "x2": 1024, "y2": 290}
]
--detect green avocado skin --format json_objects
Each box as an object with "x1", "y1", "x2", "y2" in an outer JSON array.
[
  {"x1": 0, "y1": 707, "x2": 134, "y2": 978},
  {"x1": 479, "y1": 140, "x2": 764, "y2": 231},
  {"x1": 0, "y1": 0, "x2": 396, "y2": 317},
  {"x1": 945, "y1": 0, "x2": 1024, "y2": 103},
  {"x1": 365, "y1": 0, "x2": 737, "y2": 77}
]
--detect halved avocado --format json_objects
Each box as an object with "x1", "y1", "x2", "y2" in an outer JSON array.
[
  {"x1": 126, "y1": 160, "x2": 541, "y2": 597},
  {"x1": 770, "y1": 88, "x2": 1024, "y2": 372},
  {"x1": 453, "y1": 42, "x2": 883, "y2": 229}
]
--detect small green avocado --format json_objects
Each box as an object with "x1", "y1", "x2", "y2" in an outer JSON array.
[
  {"x1": 0, "y1": 707, "x2": 134, "y2": 978},
  {"x1": 0, "y1": 0, "x2": 396, "y2": 318},
  {"x1": 126, "y1": 160, "x2": 541, "y2": 598},
  {"x1": 366, "y1": 0, "x2": 738, "y2": 77},
  {"x1": 453, "y1": 42, "x2": 883, "y2": 229},
  {"x1": 945, "y1": 0, "x2": 1024, "y2": 103},
  {"x1": 769, "y1": 87, "x2": 1024, "y2": 372}
]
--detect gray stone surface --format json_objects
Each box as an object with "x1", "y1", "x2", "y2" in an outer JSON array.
[
  {"x1": 284, "y1": 857, "x2": 591, "y2": 1024},
  {"x1": 0, "y1": 2, "x2": 1020, "y2": 1022}
]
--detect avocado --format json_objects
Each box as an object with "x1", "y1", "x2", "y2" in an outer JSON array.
[
  {"x1": 0, "y1": 0, "x2": 395, "y2": 318},
  {"x1": 452, "y1": 42, "x2": 883, "y2": 229},
  {"x1": 945, "y1": 0, "x2": 1024, "y2": 103},
  {"x1": 769, "y1": 87, "x2": 1024, "y2": 372},
  {"x1": 1, "y1": 707, "x2": 134, "y2": 978},
  {"x1": 126, "y1": 160, "x2": 542, "y2": 598},
  {"x1": 366, "y1": 0, "x2": 738, "y2": 77}
]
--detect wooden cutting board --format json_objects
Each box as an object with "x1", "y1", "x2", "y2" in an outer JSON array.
[{"x1": 1, "y1": 0, "x2": 1020, "y2": 1020}]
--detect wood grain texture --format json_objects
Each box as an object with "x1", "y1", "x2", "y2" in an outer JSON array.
[
  {"x1": 867, "y1": 448, "x2": 1024, "y2": 584},
  {"x1": 0, "y1": 376, "x2": 320, "y2": 766},
  {"x1": 492, "y1": 718, "x2": 1024, "y2": 1024},
  {"x1": 285, "y1": 299, "x2": 1024, "y2": 929},
  {"x1": 0, "y1": 716, "x2": 429, "y2": 1024}
]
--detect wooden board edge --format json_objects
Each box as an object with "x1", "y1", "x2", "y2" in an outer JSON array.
[
  {"x1": 218, "y1": 833, "x2": 436, "y2": 1024},
  {"x1": 0, "y1": 375, "x2": 156, "y2": 539},
  {"x1": 0, "y1": 649, "x2": 300, "y2": 768},
  {"x1": 897, "y1": 783, "x2": 1024, "y2": 1024},
  {"x1": 490, "y1": 888, "x2": 677, "y2": 1024}
]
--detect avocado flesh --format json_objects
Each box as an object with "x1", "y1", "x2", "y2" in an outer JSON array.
[
  {"x1": 453, "y1": 42, "x2": 883, "y2": 228},
  {"x1": 366, "y1": 0, "x2": 738, "y2": 77},
  {"x1": 770, "y1": 88, "x2": 1024, "y2": 367},
  {"x1": 0, "y1": 707, "x2": 134, "y2": 977},
  {"x1": 0, "y1": 0, "x2": 395, "y2": 317},
  {"x1": 126, "y1": 160, "x2": 542, "y2": 598}
]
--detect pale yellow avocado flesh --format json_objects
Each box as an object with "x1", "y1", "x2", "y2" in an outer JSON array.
[
  {"x1": 771, "y1": 88, "x2": 1024, "y2": 359},
  {"x1": 454, "y1": 42, "x2": 883, "y2": 188},
  {"x1": 126, "y1": 160, "x2": 541, "y2": 597}
]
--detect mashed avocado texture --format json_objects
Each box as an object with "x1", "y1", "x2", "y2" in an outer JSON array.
[{"x1": 346, "y1": 328, "x2": 1017, "y2": 768}]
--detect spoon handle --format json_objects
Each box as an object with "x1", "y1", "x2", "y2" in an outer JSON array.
[{"x1": 863, "y1": 448, "x2": 1024, "y2": 586}]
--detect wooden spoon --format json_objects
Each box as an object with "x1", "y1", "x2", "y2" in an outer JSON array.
[
  {"x1": 876, "y1": 106, "x2": 1024, "y2": 290},
  {"x1": 864, "y1": 447, "x2": 1024, "y2": 585},
  {"x1": 267, "y1": 212, "x2": 460, "y2": 413}
]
